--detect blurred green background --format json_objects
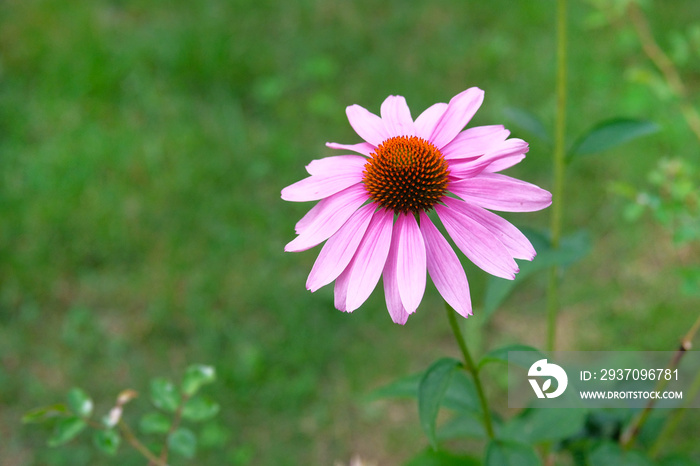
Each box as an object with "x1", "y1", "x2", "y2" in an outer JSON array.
[{"x1": 1, "y1": 0, "x2": 698, "y2": 464}]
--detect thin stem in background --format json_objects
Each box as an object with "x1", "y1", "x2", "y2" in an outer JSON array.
[
  {"x1": 627, "y1": 2, "x2": 700, "y2": 144},
  {"x1": 445, "y1": 303, "x2": 495, "y2": 439},
  {"x1": 649, "y1": 366, "x2": 700, "y2": 458},
  {"x1": 619, "y1": 312, "x2": 700, "y2": 450},
  {"x1": 547, "y1": 0, "x2": 568, "y2": 352},
  {"x1": 118, "y1": 421, "x2": 167, "y2": 466},
  {"x1": 152, "y1": 393, "x2": 190, "y2": 466}
]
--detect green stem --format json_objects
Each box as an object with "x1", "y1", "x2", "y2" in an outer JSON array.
[
  {"x1": 118, "y1": 421, "x2": 167, "y2": 466},
  {"x1": 547, "y1": 0, "x2": 568, "y2": 352},
  {"x1": 155, "y1": 393, "x2": 190, "y2": 465},
  {"x1": 648, "y1": 367, "x2": 700, "y2": 458},
  {"x1": 445, "y1": 303, "x2": 495, "y2": 439},
  {"x1": 620, "y1": 312, "x2": 700, "y2": 450}
]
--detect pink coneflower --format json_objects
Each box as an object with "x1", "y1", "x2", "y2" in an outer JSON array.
[{"x1": 282, "y1": 87, "x2": 551, "y2": 324}]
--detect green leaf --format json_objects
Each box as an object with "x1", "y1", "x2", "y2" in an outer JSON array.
[
  {"x1": 418, "y1": 358, "x2": 461, "y2": 449},
  {"x1": 67, "y1": 388, "x2": 93, "y2": 418},
  {"x1": 150, "y1": 378, "x2": 180, "y2": 412},
  {"x1": 139, "y1": 411, "x2": 172, "y2": 434},
  {"x1": 441, "y1": 370, "x2": 480, "y2": 413},
  {"x1": 478, "y1": 344, "x2": 544, "y2": 370},
  {"x1": 182, "y1": 364, "x2": 216, "y2": 396},
  {"x1": 484, "y1": 229, "x2": 591, "y2": 318},
  {"x1": 405, "y1": 447, "x2": 481, "y2": 466},
  {"x1": 499, "y1": 408, "x2": 588, "y2": 444},
  {"x1": 370, "y1": 370, "x2": 479, "y2": 414},
  {"x1": 569, "y1": 118, "x2": 659, "y2": 159},
  {"x1": 589, "y1": 441, "x2": 655, "y2": 466},
  {"x1": 168, "y1": 427, "x2": 197, "y2": 459},
  {"x1": 22, "y1": 404, "x2": 70, "y2": 424},
  {"x1": 48, "y1": 416, "x2": 87, "y2": 447},
  {"x1": 369, "y1": 372, "x2": 423, "y2": 400},
  {"x1": 504, "y1": 107, "x2": 551, "y2": 142},
  {"x1": 485, "y1": 440, "x2": 542, "y2": 466},
  {"x1": 182, "y1": 395, "x2": 220, "y2": 422},
  {"x1": 93, "y1": 429, "x2": 121, "y2": 455},
  {"x1": 437, "y1": 411, "x2": 487, "y2": 440}
]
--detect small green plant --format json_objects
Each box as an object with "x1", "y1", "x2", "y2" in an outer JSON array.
[{"x1": 23, "y1": 364, "x2": 219, "y2": 464}]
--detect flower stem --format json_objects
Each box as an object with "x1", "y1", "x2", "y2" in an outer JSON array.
[
  {"x1": 154, "y1": 393, "x2": 190, "y2": 465},
  {"x1": 547, "y1": 0, "x2": 568, "y2": 352},
  {"x1": 648, "y1": 366, "x2": 700, "y2": 458},
  {"x1": 118, "y1": 421, "x2": 167, "y2": 466},
  {"x1": 619, "y1": 312, "x2": 700, "y2": 450},
  {"x1": 445, "y1": 303, "x2": 494, "y2": 439}
]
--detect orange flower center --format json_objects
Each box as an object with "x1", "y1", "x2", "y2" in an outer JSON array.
[{"x1": 363, "y1": 136, "x2": 450, "y2": 214}]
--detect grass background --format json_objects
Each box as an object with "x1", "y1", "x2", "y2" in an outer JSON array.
[{"x1": 1, "y1": 0, "x2": 699, "y2": 464}]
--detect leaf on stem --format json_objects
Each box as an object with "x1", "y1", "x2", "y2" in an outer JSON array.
[
  {"x1": 405, "y1": 447, "x2": 481, "y2": 466},
  {"x1": 22, "y1": 404, "x2": 70, "y2": 424},
  {"x1": 369, "y1": 370, "x2": 479, "y2": 414},
  {"x1": 503, "y1": 107, "x2": 551, "y2": 143},
  {"x1": 568, "y1": 118, "x2": 659, "y2": 159},
  {"x1": 93, "y1": 429, "x2": 121, "y2": 455},
  {"x1": 437, "y1": 411, "x2": 488, "y2": 440},
  {"x1": 485, "y1": 439, "x2": 542, "y2": 466},
  {"x1": 47, "y1": 416, "x2": 87, "y2": 447},
  {"x1": 150, "y1": 378, "x2": 180, "y2": 413},
  {"x1": 478, "y1": 344, "x2": 544, "y2": 370},
  {"x1": 67, "y1": 388, "x2": 93, "y2": 418},
  {"x1": 182, "y1": 395, "x2": 220, "y2": 422},
  {"x1": 139, "y1": 411, "x2": 172, "y2": 435},
  {"x1": 418, "y1": 358, "x2": 461, "y2": 449},
  {"x1": 500, "y1": 408, "x2": 588, "y2": 445},
  {"x1": 368, "y1": 372, "x2": 423, "y2": 400},
  {"x1": 182, "y1": 364, "x2": 216, "y2": 397},
  {"x1": 588, "y1": 441, "x2": 654, "y2": 466},
  {"x1": 484, "y1": 229, "x2": 591, "y2": 318},
  {"x1": 168, "y1": 427, "x2": 197, "y2": 459}
]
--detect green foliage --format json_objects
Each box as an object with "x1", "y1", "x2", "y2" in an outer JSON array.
[
  {"x1": 619, "y1": 158, "x2": 700, "y2": 243},
  {"x1": 588, "y1": 442, "x2": 655, "y2": 466},
  {"x1": 67, "y1": 388, "x2": 93, "y2": 418},
  {"x1": 437, "y1": 411, "x2": 487, "y2": 440},
  {"x1": 484, "y1": 229, "x2": 591, "y2": 317},
  {"x1": 405, "y1": 448, "x2": 481, "y2": 466},
  {"x1": 150, "y1": 378, "x2": 180, "y2": 413},
  {"x1": 499, "y1": 408, "x2": 589, "y2": 444},
  {"x1": 418, "y1": 358, "x2": 462, "y2": 449},
  {"x1": 48, "y1": 416, "x2": 87, "y2": 447},
  {"x1": 22, "y1": 404, "x2": 70, "y2": 424},
  {"x1": 182, "y1": 396, "x2": 221, "y2": 422},
  {"x1": 504, "y1": 107, "x2": 551, "y2": 143},
  {"x1": 568, "y1": 119, "x2": 659, "y2": 159},
  {"x1": 478, "y1": 344, "x2": 544, "y2": 370},
  {"x1": 615, "y1": 157, "x2": 700, "y2": 296},
  {"x1": 182, "y1": 364, "x2": 217, "y2": 397},
  {"x1": 168, "y1": 427, "x2": 197, "y2": 459},
  {"x1": 370, "y1": 372, "x2": 425, "y2": 400},
  {"x1": 25, "y1": 364, "x2": 219, "y2": 463},
  {"x1": 139, "y1": 412, "x2": 172, "y2": 435},
  {"x1": 93, "y1": 430, "x2": 121, "y2": 456},
  {"x1": 3, "y1": 0, "x2": 700, "y2": 464},
  {"x1": 485, "y1": 440, "x2": 542, "y2": 466},
  {"x1": 371, "y1": 368, "x2": 482, "y2": 417}
]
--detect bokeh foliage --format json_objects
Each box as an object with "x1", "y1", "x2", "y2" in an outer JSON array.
[{"x1": 1, "y1": 0, "x2": 699, "y2": 464}]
